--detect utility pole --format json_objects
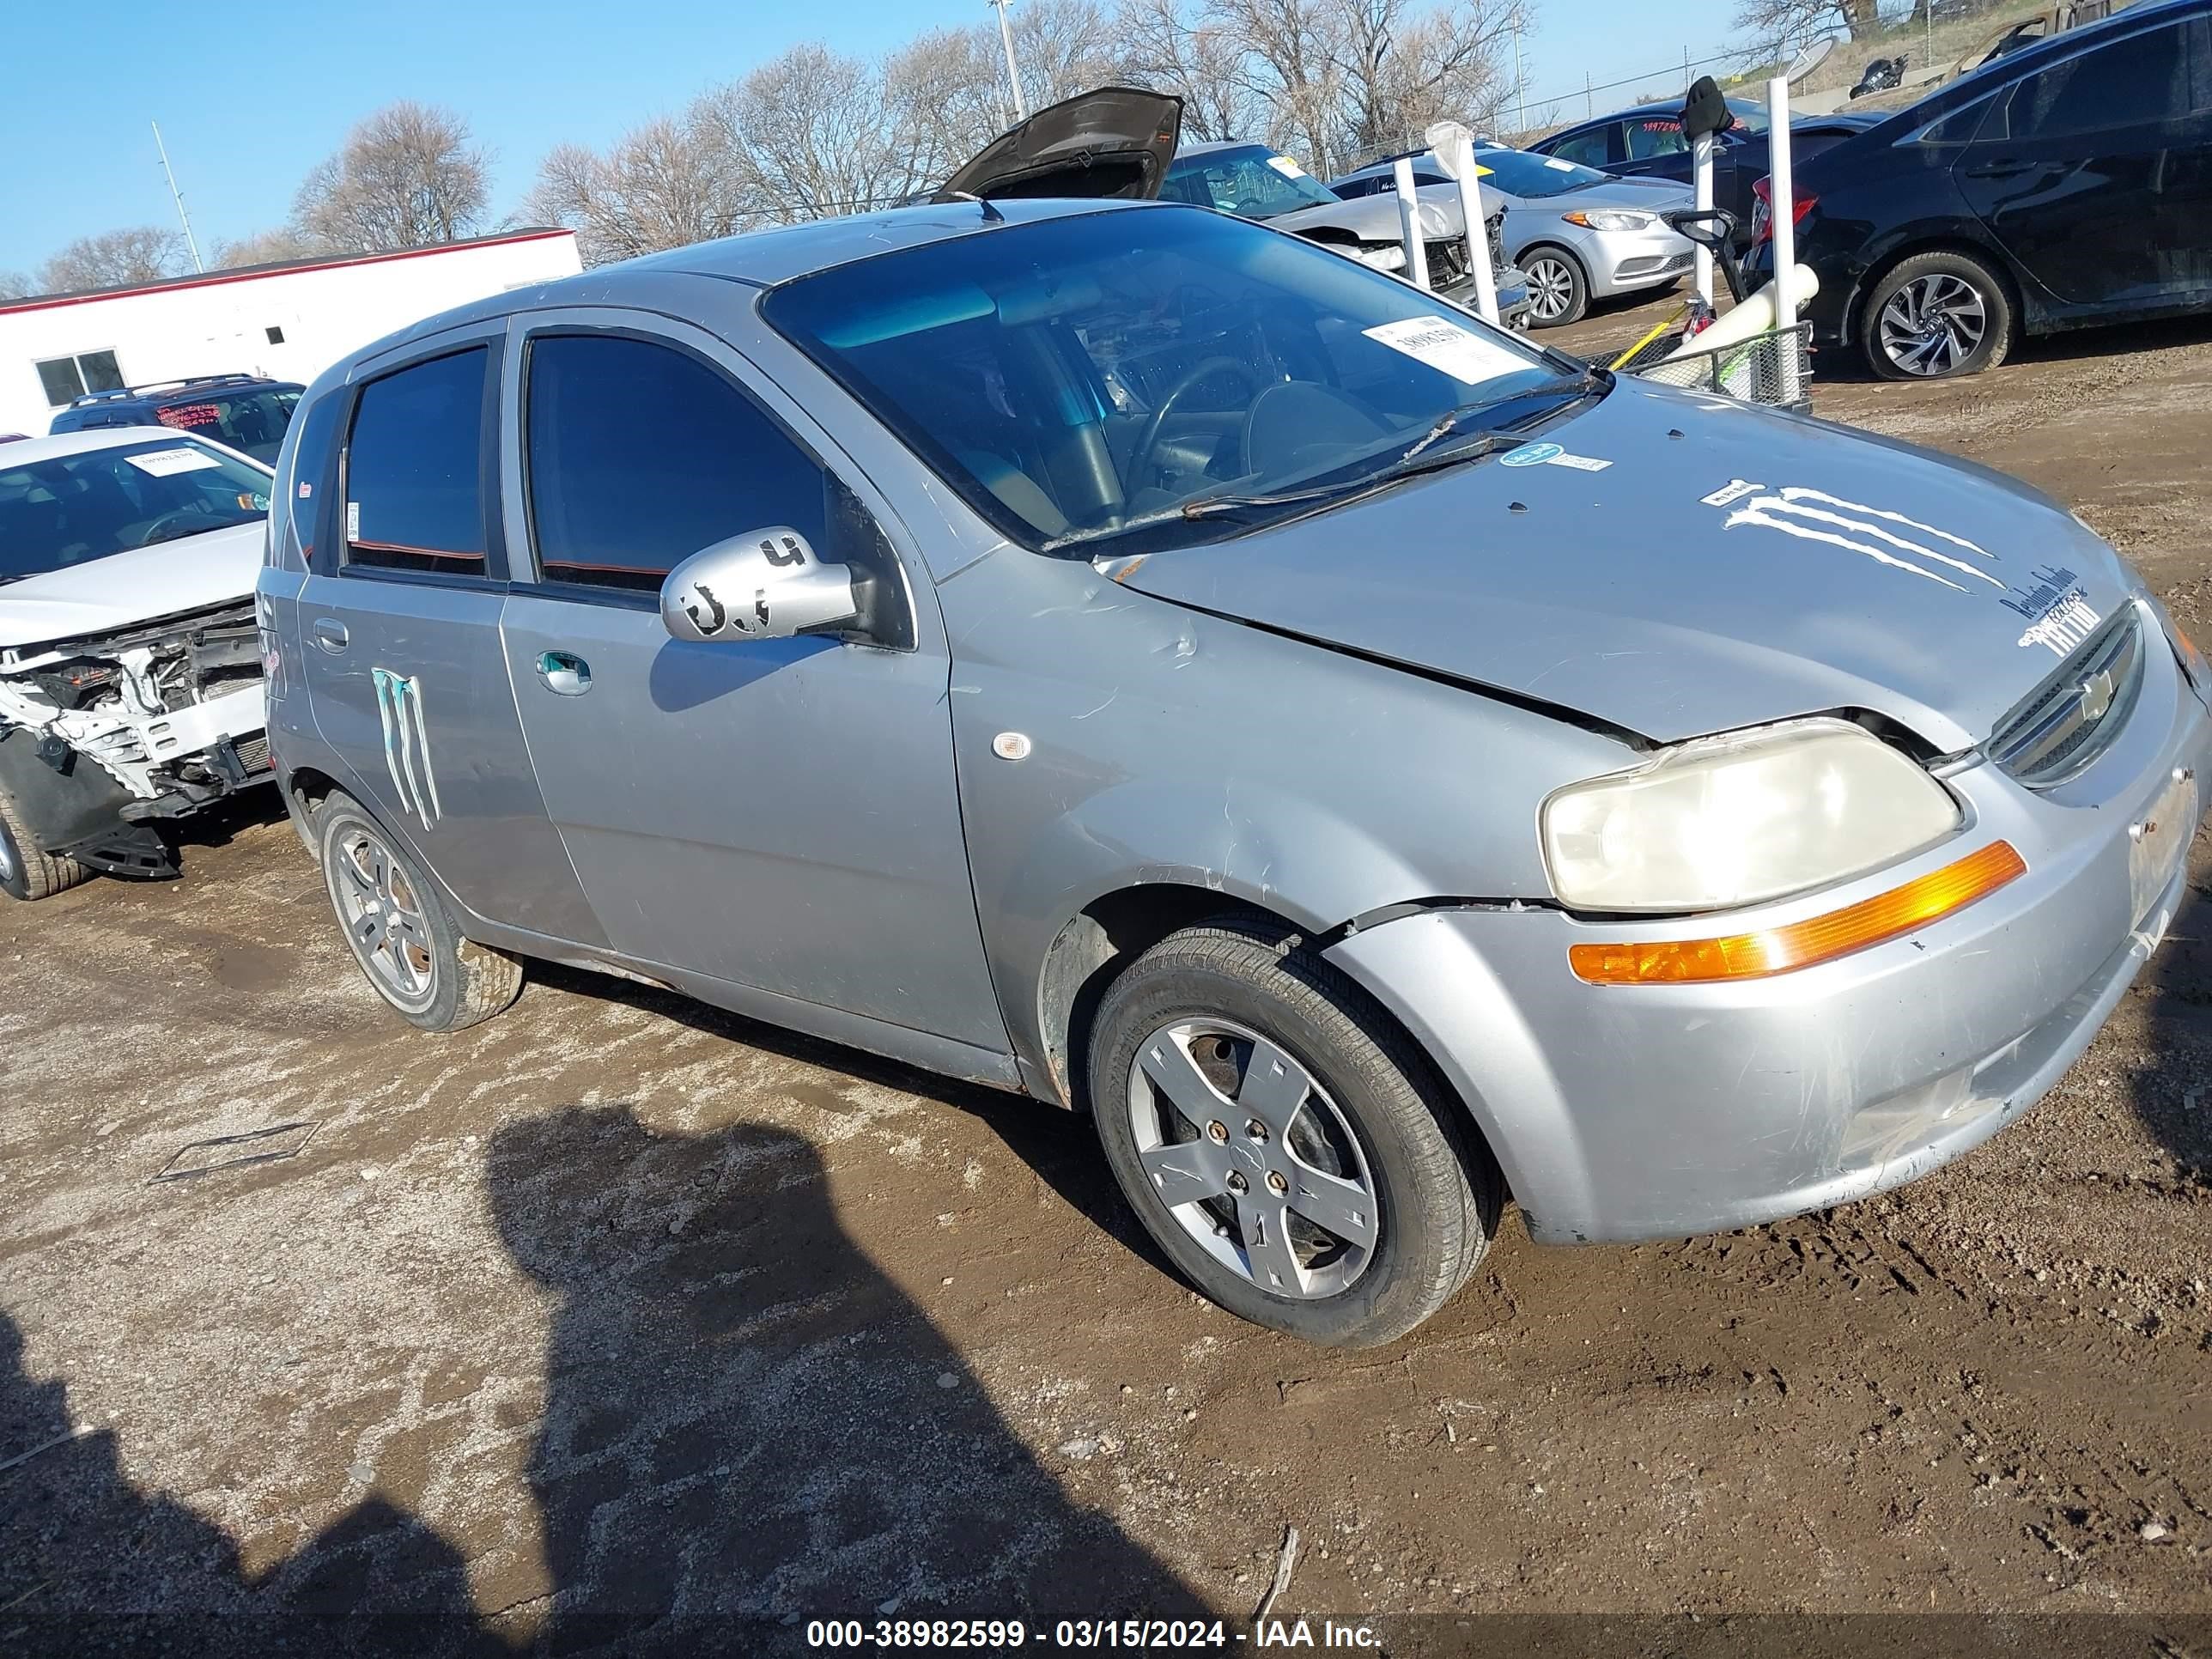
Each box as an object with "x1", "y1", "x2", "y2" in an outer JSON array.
[
  {"x1": 989, "y1": 0, "x2": 1028, "y2": 123},
  {"x1": 151, "y1": 120, "x2": 204, "y2": 273},
  {"x1": 1510, "y1": 14, "x2": 1525, "y2": 134}
]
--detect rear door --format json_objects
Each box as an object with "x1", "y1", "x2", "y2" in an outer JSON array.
[
  {"x1": 294, "y1": 328, "x2": 604, "y2": 947},
  {"x1": 1954, "y1": 13, "x2": 2212, "y2": 307},
  {"x1": 492, "y1": 309, "x2": 1006, "y2": 1048}
]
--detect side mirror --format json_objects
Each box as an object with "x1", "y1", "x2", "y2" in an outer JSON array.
[{"x1": 660, "y1": 527, "x2": 860, "y2": 644}]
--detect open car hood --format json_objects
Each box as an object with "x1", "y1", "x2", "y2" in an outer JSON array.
[{"x1": 939, "y1": 87, "x2": 1182, "y2": 203}]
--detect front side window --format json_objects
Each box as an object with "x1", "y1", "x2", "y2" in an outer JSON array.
[
  {"x1": 523, "y1": 333, "x2": 829, "y2": 593},
  {"x1": 1160, "y1": 146, "x2": 1343, "y2": 220},
  {"x1": 764, "y1": 205, "x2": 1580, "y2": 556},
  {"x1": 1545, "y1": 126, "x2": 1616, "y2": 168},
  {"x1": 154, "y1": 387, "x2": 301, "y2": 465},
  {"x1": 343, "y1": 349, "x2": 489, "y2": 577},
  {"x1": 0, "y1": 438, "x2": 271, "y2": 584},
  {"x1": 1626, "y1": 117, "x2": 1686, "y2": 161}
]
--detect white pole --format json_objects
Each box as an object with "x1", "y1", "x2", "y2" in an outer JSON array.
[
  {"x1": 1691, "y1": 131, "x2": 1715, "y2": 308},
  {"x1": 1767, "y1": 76, "x2": 1800, "y2": 401},
  {"x1": 1393, "y1": 159, "x2": 1431, "y2": 291},
  {"x1": 151, "y1": 120, "x2": 205, "y2": 274},
  {"x1": 990, "y1": 0, "x2": 1027, "y2": 122},
  {"x1": 1512, "y1": 17, "x2": 1526, "y2": 133},
  {"x1": 1431, "y1": 125, "x2": 1499, "y2": 324}
]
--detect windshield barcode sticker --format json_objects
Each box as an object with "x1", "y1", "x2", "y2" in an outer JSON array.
[
  {"x1": 1363, "y1": 317, "x2": 1527, "y2": 386},
  {"x1": 125, "y1": 447, "x2": 222, "y2": 477}
]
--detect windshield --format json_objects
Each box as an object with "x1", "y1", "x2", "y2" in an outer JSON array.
[
  {"x1": 1160, "y1": 146, "x2": 1342, "y2": 221},
  {"x1": 1475, "y1": 148, "x2": 1614, "y2": 198},
  {"x1": 149, "y1": 387, "x2": 301, "y2": 464},
  {"x1": 0, "y1": 438, "x2": 272, "y2": 584},
  {"x1": 763, "y1": 206, "x2": 1580, "y2": 554}
]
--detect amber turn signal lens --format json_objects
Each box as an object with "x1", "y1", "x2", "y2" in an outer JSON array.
[{"x1": 1568, "y1": 841, "x2": 2027, "y2": 986}]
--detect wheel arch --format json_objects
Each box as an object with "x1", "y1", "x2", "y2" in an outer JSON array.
[
  {"x1": 1845, "y1": 234, "x2": 2028, "y2": 357},
  {"x1": 282, "y1": 764, "x2": 344, "y2": 858}
]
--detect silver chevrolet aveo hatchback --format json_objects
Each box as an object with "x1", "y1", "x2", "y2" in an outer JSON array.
[{"x1": 260, "y1": 152, "x2": 2211, "y2": 1346}]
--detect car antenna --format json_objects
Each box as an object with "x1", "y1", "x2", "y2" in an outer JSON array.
[{"x1": 936, "y1": 189, "x2": 1006, "y2": 223}]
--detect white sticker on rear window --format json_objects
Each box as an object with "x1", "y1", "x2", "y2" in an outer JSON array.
[
  {"x1": 1544, "y1": 156, "x2": 1576, "y2": 170},
  {"x1": 346, "y1": 501, "x2": 361, "y2": 541},
  {"x1": 1266, "y1": 155, "x2": 1309, "y2": 179},
  {"x1": 125, "y1": 447, "x2": 221, "y2": 477},
  {"x1": 1362, "y1": 317, "x2": 1527, "y2": 386}
]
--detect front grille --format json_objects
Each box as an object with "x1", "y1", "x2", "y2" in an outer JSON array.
[
  {"x1": 1986, "y1": 605, "x2": 2145, "y2": 788},
  {"x1": 234, "y1": 734, "x2": 271, "y2": 773}
]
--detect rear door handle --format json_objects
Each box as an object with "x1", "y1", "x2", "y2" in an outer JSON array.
[
  {"x1": 536, "y1": 650, "x2": 592, "y2": 696},
  {"x1": 311, "y1": 618, "x2": 349, "y2": 653}
]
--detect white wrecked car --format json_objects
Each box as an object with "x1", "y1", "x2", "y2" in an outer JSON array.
[{"x1": 0, "y1": 428, "x2": 273, "y2": 899}]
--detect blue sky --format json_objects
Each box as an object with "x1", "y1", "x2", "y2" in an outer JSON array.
[{"x1": 3, "y1": 0, "x2": 1745, "y2": 275}]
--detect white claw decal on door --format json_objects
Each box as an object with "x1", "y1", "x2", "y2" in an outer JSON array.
[{"x1": 373, "y1": 667, "x2": 441, "y2": 832}]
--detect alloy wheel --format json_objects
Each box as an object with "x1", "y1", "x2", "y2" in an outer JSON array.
[
  {"x1": 332, "y1": 826, "x2": 438, "y2": 1010},
  {"x1": 0, "y1": 829, "x2": 15, "y2": 886},
  {"x1": 1524, "y1": 255, "x2": 1576, "y2": 323},
  {"x1": 1878, "y1": 272, "x2": 1988, "y2": 376},
  {"x1": 1125, "y1": 1017, "x2": 1379, "y2": 1299}
]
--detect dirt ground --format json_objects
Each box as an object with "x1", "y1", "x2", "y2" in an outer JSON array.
[{"x1": 5, "y1": 294, "x2": 2211, "y2": 1657}]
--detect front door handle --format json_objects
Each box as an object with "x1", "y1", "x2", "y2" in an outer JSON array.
[
  {"x1": 311, "y1": 617, "x2": 349, "y2": 653},
  {"x1": 1963, "y1": 157, "x2": 2051, "y2": 179},
  {"x1": 536, "y1": 650, "x2": 592, "y2": 696}
]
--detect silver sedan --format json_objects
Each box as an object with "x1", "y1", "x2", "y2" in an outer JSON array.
[{"x1": 1334, "y1": 147, "x2": 1698, "y2": 326}]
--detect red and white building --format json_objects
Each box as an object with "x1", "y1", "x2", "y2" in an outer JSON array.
[{"x1": 0, "y1": 228, "x2": 581, "y2": 438}]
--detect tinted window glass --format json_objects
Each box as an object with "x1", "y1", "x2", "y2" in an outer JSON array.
[
  {"x1": 79, "y1": 351, "x2": 124, "y2": 394},
  {"x1": 2005, "y1": 21, "x2": 2209, "y2": 138},
  {"x1": 274, "y1": 391, "x2": 344, "y2": 570},
  {"x1": 36, "y1": 358, "x2": 86, "y2": 408},
  {"x1": 1545, "y1": 126, "x2": 1615, "y2": 168},
  {"x1": 155, "y1": 387, "x2": 300, "y2": 464},
  {"x1": 1159, "y1": 146, "x2": 1342, "y2": 219},
  {"x1": 344, "y1": 349, "x2": 488, "y2": 576},
  {"x1": 524, "y1": 334, "x2": 828, "y2": 593},
  {"x1": 1626, "y1": 116, "x2": 1686, "y2": 160}
]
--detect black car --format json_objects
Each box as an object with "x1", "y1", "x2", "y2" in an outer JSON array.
[
  {"x1": 1747, "y1": 0, "x2": 2212, "y2": 380},
  {"x1": 1528, "y1": 101, "x2": 1878, "y2": 245},
  {"x1": 47, "y1": 374, "x2": 304, "y2": 465}
]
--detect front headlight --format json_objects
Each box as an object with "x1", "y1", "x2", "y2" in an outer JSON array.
[
  {"x1": 1355, "y1": 243, "x2": 1408, "y2": 271},
  {"x1": 1540, "y1": 718, "x2": 1961, "y2": 913},
  {"x1": 1561, "y1": 209, "x2": 1656, "y2": 233}
]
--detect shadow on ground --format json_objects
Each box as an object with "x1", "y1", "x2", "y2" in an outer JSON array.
[
  {"x1": 0, "y1": 1105, "x2": 1212, "y2": 1655},
  {"x1": 2131, "y1": 835, "x2": 2212, "y2": 1182}
]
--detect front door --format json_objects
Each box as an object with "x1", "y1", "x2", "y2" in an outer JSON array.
[
  {"x1": 491, "y1": 311, "x2": 1006, "y2": 1050},
  {"x1": 295, "y1": 329, "x2": 605, "y2": 948},
  {"x1": 1954, "y1": 14, "x2": 2212, "y2": 307}
]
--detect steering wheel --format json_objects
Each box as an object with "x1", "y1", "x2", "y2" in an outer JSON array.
[
  {"x1": 1126, "y1": 357, "x2": 1267, "y2": 498},
  {"x1": 141, "y1": 509, "x2": 219, "y2": 544}
]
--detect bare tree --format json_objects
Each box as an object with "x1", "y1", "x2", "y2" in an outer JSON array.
[
  {"x1": 526, "y1": 113, "x2": 752, "y2": 267},
  {"x1": 37, "y1": 227, "x2": 187, "y2": 294},
  {"x1": 1115, "y1": 0, "x2": 1250, "y2": 140},
  {"x1": 1735, "y1": 0, "x2": 1881, "y2": 52},
  {"x1": 0, "y1": 270, "x2": 33, "y2": 302},
  {"x1": 214, "y1": 228, "x2": 325, "y2": 269},
  {"x1": 702, "y1": 45, "x2": 935, "y2": 222},
  {"x1": 293, "y1": 102, "x2": 491, "y2": 252},
  {"x1": 1011, "y1": 0, "x2": 1128, "y2": 110},
  {"x1": 883, "y1": 27, "x2": 1012, "y2": 180}
]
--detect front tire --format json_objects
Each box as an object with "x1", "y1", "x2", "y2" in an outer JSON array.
[
  {"x1": 318, "y1": 792, "x2": 522, "y2": 1032},
  {"x1": 0, "y1": 778, "x2": 90, "y2": 902},
  {"x1": 1088, "y1": 918, "x2": 1499, "y2": 1347},
  {"x1": 1520, "y1": 246, "x2": 1589, "y2": 328},
  {"x1": 1862, "y1": 250, "x2": 2013, "y2": 380}
]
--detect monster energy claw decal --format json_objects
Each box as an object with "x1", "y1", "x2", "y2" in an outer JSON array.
[{"x1": 373, "y1": 667, "x2": 442, "y2": 831}]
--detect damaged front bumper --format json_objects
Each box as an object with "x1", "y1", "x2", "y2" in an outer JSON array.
[{"x1": 1326, "y1": 623, "x2": 2212, "y2": 1245}]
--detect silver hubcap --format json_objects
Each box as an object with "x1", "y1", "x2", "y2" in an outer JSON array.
[
  {"x1": 0, "y1": 829, "x2": 15, "y2": 884},
  {"x1": 1126, "y1": 1018, "x2": 1379, "y2": 1299},
  {"x1": 332, "y1": 828, "x2": 437, "y2": 1009},
  {"x1": 1526, "y1": 256, "x2": 1576, "y2": 321},
  {"x1": 1879, "y1": 273, "x2": 1988, "y2": 376}
]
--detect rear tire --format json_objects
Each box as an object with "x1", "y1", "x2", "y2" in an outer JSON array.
[
  {"x1": 1088, "y1": 916, "x2": 1499, "y2": 1347},
  {"x1": 1862, "y1": 250, "x2": 2013, "y2": 380},
  {"x1": 0, "y1": 778, "x2": 91, "y2": 902},
  {"x1": 1521, "y1": 246, "x2": 1589, "y2": 328},
  {"x1": 318, "y1": 792, "x2": 522, "y2": 1032}
]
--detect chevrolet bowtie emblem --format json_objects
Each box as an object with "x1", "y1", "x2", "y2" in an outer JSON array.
[{"x1": 2077, "y1": 668, "x2": 2116, "y2": 722}]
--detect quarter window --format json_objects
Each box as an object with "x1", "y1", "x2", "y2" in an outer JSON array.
[
  {"x1": 522, "y1": 333, "x2": 829, "y2": 593},
  {"x1": 343, "y1": 348, "x2": 489, "y2": 577}
]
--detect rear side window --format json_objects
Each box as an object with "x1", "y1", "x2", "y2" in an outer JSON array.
[
  {"x1": 343, "y1": 349, "x2": 489, "y2": 577},
  {"x1": 1999, "y1": 19, "x2": 2212, "y2": 139},
  {"x1": 522, "y1": 333, "x2": 829, "y2": 593}
]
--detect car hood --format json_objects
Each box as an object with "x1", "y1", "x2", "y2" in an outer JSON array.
[
  {"x1": 0, "y1": 520, "x2": 263, "y2": 653},
  {"x1": 1498, "y1": 176, "x2": 1692, "y2": 213},
  {"x1": 1112, "y1": 376, "x2": 2133, "y2": 751},
  {"x1": 1272, "y1": 187, "x2": 1466, "y2": 242},
  {"x1": 939, "y1": 87, "x2": 1182, "y2": 202}
]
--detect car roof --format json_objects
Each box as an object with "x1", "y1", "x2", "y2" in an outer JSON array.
[
  {"x1": 0, "y1": 428, "x2": 239, "y2": 465},
  {"x1": 1170, "y1": 139, "x2": 1273, "y2": 160},
  {"x1": 64, "y1": 375, "x2": 302, "y2": 411}
]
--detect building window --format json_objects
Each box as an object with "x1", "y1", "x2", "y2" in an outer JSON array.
[
  {"x1": 34, "y1": 349, "x2": 124, "y2": 407},
  {"x1": 265, "y1": 325, "x2": 285, "y2": 344}
]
